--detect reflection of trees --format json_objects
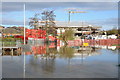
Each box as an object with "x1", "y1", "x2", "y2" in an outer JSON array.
[
  {"x1": 40, "y1": 59, "x2": 55, "y2": 73},
  {"x1": 42, "y1": 46, "x2": 58, "y2": 60},
  {"x1": 40, "y1": 44, "x2": 58, "y2": 73},
  {"x1": 29, "y1": 56, "x2": 56, "y2": 74},
  {"x1": 39, "y1": 43, "x2": 57, "y2": 73},
  {"x1": 42, "y1": 48, "x2": 57, "y2": 59},
  {"x1": 58, "y1": 46, "x2": 75, "y2": 59}
]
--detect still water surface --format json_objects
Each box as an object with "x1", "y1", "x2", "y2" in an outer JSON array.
[{"x1": 2, "y1": 43, "x2": 119, "y2": 78}]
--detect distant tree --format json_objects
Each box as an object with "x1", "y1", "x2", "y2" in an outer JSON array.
[
  {"x1": 106, "y1": 28, "x2": 118, "y2": 35},
  {"x1": 29, "y1": 14, "x2": 40, "y2": 29}
]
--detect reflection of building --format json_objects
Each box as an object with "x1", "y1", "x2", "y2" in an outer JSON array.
[
  {"x1": 25, "y1": 42, "x2": 57, "y2": 56},
  {"x1": 32, "y1": 46, "x2": 46, "y2": 55},
  {"x1": 92, "y1": 45, "x2": 117, "y2": 50},
  {"x1": 107, "y1": 46, "x2": 116, "y2": 50},
  {"x1": 73, "y1": 47, "x2": 101, "y2": 59}
]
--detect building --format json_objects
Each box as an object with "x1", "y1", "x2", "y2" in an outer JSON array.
[{"x1": 55, "y1": 25, "x2": 101, "y2": 36}]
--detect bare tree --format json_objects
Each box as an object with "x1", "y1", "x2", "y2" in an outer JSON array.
[
  {"x1": 29, "y1": 14, "x2": 40, "y2": 29},
  {"x1": 41, "y1": 10, "x2": 56, "y2": 40}
]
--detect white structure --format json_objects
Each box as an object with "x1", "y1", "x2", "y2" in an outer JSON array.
[
  {"x1": 57, "y1": 29, "x2": 65, "y2": 36},
  {"x1": 93, "y1": 35, "x2": 108, "y2": 39},
  {"x1": 108, "y1": 35, "x2": 117, "y2": 39},
  {"x1": 108, "y1": 46, "x2": 116, "y2": 50},
  {"x1": 0, "y1": 33, "x2": 2, "y2": 37},
  {"x1": 92, "y1": 35, "x2": 117, "y2": 40}
]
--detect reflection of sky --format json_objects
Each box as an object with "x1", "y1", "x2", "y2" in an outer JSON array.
[{"x1": 84, "y1": 49, "x2": 118, "y2": 62}]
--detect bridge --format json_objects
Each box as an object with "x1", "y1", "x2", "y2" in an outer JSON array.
[{"x1": 1, "y1": 41, "x2": 22, "y2": 56}]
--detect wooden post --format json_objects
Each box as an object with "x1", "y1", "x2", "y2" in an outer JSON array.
[{"x1": 2, "y1": 48, "x2": 4, "y2": 56}]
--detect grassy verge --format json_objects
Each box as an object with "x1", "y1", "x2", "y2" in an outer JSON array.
[
  {"x1": 1, "y1": 37, "x2": 22, "y2": 42},
  {"x1": 112, "y1": 44, "x2": 120, "y2": 46},
  {"x1": 2, "y1": 41, "x2": 16, "y2": 46}
]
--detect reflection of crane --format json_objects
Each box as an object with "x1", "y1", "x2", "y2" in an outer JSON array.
[{"x1": 65, "y1": 8, "x2": 87, "y2": 27}]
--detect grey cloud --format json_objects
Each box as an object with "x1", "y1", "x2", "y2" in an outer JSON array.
[
  {"x1": 2, "y1": 2, "x2": 118, "y2": 13},
  {"x1": 2, "y1": 2, "x2": 24, "y2": 12},
  {"x1": 2, "y1": 18, "x2": 118, "y2": 28},
  {"x1": 2, "y1": 18, "x2": 24, "y2": 25},
  {"x1": 88, "y1": 18, "x2": 118, "y2": 29},
  {"x1": 2, "y1": 18, "x2": 88, "y2": 26}
]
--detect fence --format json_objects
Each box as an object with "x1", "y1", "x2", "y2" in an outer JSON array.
[
  {"x1": 67, "y1": 39, "x2": 120, "y2": 46},
  {"x1": 83, "y1": 39, "x2": 120, "y2": 46}
]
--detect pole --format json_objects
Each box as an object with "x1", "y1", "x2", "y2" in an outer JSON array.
[
  {"x1": 24, "y1": 4, "x2": 26, "y2": 45},
  {"x1": 23, "y1": 4, "x2": 26, "y2": 78}
]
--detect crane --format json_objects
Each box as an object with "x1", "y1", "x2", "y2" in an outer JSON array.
[
  {"x1": 68, "y1": 11, "x2": 87, "y2": 23},
  {"x1": 65, "y1": 8, "x2": 87, "y2": 27}
]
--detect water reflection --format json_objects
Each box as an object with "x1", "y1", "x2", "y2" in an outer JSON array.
[
  {"x1": 23, "y1": 43, "x2": 102, "y2": 60},
  {"x1": 2, "y1": 42, "x2": 119, "y2": 57},
  {"x1": 58, "y1": 46, "x2": 75, "y2": 59},
  {"x1": 2, "y1": 41, "x2": 119, "y2": 78},
  {"x1": 2, "y1": 47, "x2": 22, "y2": 56}
]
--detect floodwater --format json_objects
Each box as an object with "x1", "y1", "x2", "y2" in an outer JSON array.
[{"x1": 2, "y1": 42, "x2": 119, "y2": 78}]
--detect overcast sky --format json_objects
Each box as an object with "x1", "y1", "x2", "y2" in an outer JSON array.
[{"x1": 1, "y1": 2, "x2": 118, "y2": 30}]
